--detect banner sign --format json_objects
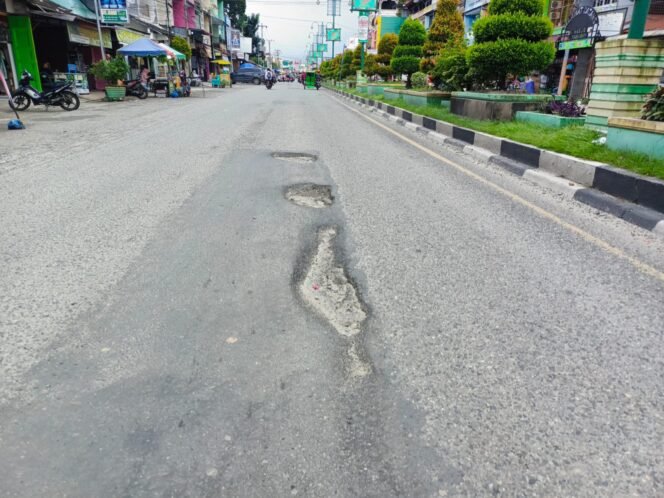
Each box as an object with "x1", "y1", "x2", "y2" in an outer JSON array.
[
  {"x1": 100, "y1": 0, "x2": 129, "y2": 24},
  {"x1": 230, "y1": 29, "x2": 241, "y2": 50},
  {"x1": 327, "y1": 0, "x2": 341, "y2": 16},
  {"x1": 558, "y1": 6, "x2": 600, "y2": 50},
  {"x1": 317, "y1": 43, "x2": 328, "y2": 53},
  {"x1": 326, "y1": 28, "x2": 341, "y2": 41},
  {"x1": 358, "y1": 15, "x2": 369, "y2": 42},
  {"x1": 351, "y1": 0, "x2": 377, "y2": 12}
]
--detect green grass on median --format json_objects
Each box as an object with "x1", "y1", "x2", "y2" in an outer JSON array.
[{"x1": 333, "y1": 87, "x2": 664, "y2": 181}]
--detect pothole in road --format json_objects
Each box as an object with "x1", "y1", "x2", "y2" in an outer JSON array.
[
  {"x1": 285, "y1": 184, "x2": 333, "y2": 208},
  {"x1": 272, "y1": 151, "x2": 318, "y2": 163},
  {"x1": 300, "y1": 226, "x2": 367, "y2": 337}
]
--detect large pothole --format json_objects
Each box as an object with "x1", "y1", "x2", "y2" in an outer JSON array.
[
  {"x1": 285, "y1": 184, "x2": 333, "y2": 208},
  {"x1": 300, "y1": 226, "x2": 366, "y2": 337},
  {"x1": 272, "y1": 151, "x2": 318, "y2": 163}
]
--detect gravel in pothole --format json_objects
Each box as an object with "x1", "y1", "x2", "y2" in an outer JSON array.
[
  {"x1": 300, "y1": 226, "x2": 366, "y2": 337},
  {"x1": 285, "y1": 184, "x2": 333, "y2": 208}
]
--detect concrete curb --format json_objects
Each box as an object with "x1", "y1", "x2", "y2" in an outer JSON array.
[{"x1": 330, "y1": 88, "x2": 664, "y2": 237}]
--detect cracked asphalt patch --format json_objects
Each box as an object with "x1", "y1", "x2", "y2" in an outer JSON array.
[
  {"x1": 271, "y1": 151, "x2": 318, "y2": 163},
  {"x1": 285, "y1": 183, "x2": 334, "y2": 208}
]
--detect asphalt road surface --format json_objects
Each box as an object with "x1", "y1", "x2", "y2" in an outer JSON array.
[{"x1": 1, "y1": 84, "x2": 663, "y2": 497}]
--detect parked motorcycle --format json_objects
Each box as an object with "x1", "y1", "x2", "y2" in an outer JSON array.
[
  {"x1": 11, "y1": 70, "x2": 80, "y2": 111},
  {"x1": 125, "y1": 79, "x2": 148, "y2": 99}
]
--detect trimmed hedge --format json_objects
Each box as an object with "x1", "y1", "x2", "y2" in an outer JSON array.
[
  {"x1": 467, "y1": 0, "x2": 553, "y2": 87},
  {"x1": 473, "y1": 14, "x2": 553, "y2": 43},
  {"x1": 398, "y1": 19, "x2": 427, "y2": 46},
  {"x1": 467, "y1": 39, "x2": 555, "y2": 81},
  {"x1": 393, "y1": 45, "x2": 423, "y2": 58},
  {"x1": 489, "y1": 0, "x2": 543, "y2": 15}
]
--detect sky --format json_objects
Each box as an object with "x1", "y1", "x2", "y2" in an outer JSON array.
[{"x1": 245, "y1": 0, "x2": 361, "y2": 62}]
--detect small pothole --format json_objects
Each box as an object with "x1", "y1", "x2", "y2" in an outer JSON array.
[
  {"x1": 285, "y1": 184, "x2": 333, "y2": 208},
  {"x1": 272, "y1": 152, "x2": 318, "y2": 163},
  {"x1": 300, "y1": 226, "x2": 366, "y2": 337}
]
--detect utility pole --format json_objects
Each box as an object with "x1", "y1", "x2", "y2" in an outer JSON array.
[
  {"x1": 258, "y1": 23, "x2": 268, "y2": 61},
  {"x1": 93, "y1": 0, "x2": 106, "y2": 60},
  {"x1": 165, "y1": 0, "x2": 172, "y2": 43}
]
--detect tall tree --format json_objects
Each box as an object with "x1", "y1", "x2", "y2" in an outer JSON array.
[
  {"x1": 340, "y1": 49, "x2": 354, "y2": 79},
  {"x1": 226, "y1": 0, "x2": 246, "y2": 28},
  {"x1": 420, "y1": 0, "x2": 464, "y2": 72}
]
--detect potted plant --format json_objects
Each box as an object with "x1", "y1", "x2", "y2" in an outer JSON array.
[{"x1": 90, "y1": 57, "x2": 130, "y2": 101}]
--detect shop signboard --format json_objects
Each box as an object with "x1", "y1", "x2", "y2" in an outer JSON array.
[
  {"x1": 67, "y1": 23, "x2": 112, "y2": 49},
  {"x1": 558, "y1": 38, "x2": 593, "y2": 50},
  {"x1": 358, "y1": 15, "x2": 369, "y2": 42},
  {"x1": 326, "y1": 28, "x2": 341, "y2": 41},
  {"x1": 317, "y1": 43, "x2": 328, "y2": 53},
  {"x1": 351, "y1": 0, "x2": 377, "y2": 12},
  {"x1": 116, "y1": 29, "x2": 144, "y2": 45},
  {"x1": 558, "y1": 6, "x2": 600, "y2": 50},
  {"x1": 99, "y1": 0, "x2": 129, "y2": 24}
]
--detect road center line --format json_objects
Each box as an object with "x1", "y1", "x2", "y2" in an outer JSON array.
[{"x1": 329, "y1": 94, "x2": 664, "y2": 283}]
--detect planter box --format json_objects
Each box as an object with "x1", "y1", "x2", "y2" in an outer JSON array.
[
  {"x1": 105, "y1": 86, "x2": 126, "y2": 101},
  {"x1": 357, "y1": 84, "x2": 368, "y2": 93},
  {"x1": 607, "y1": 117, "x2": 664, "y2": 159},
  {"x1": 367, "y1": 85, "x2": 385, "y2": 96},
  {"x1": 384, "y1": 88, "x2": 451, "y2": 107},
  {"x1": 451, "y1": 92, "x2": 560, "y2": 121},
  {"x1": 516, "y1": 111, "x2": 586, "y2": 128}
]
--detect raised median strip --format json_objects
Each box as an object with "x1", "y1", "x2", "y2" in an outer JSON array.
[{"x1": 330, "y1": 87, "x2": 664, "y2": 237}]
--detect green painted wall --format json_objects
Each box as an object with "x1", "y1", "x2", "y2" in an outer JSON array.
[
  {"x1": 516, "y1": 111, "x2": 586, "y2": 128},
  {"x1": 607, "y1": 126, "x2": 664, "y2": 159},
  {"x1": 8, "y1": 16, "x2": 41, "y2": 92},
  {"x1": 380, "y1": 17, "x2": 404, "y2": 36}
]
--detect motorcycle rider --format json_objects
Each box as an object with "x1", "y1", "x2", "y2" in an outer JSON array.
[{"x1": 264, "y1": 67, "x2": 275, "y2": 85}]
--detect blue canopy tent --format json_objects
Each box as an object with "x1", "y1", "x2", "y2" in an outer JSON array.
[
  {"x1": 117, "y1": 38, "x2": 168, "y2": 57},
  {"x1": 118, "y1": 38, "x2": 168, "y2": 57}
]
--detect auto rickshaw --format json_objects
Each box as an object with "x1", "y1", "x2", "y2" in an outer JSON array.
[{"x1": 304, "y1": 71, "x2": 319, "y2": 90}]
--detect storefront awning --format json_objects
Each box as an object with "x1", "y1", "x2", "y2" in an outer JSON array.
[
  {"x1": 67, "y1": 22, "x2": 112, "y2": 48},
  {"x1": 46, "y1": 0, "x2": 96, "y2": 20},
  {"x1": 157, "y1": 43, "x2": 187, "y2": 60}
]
